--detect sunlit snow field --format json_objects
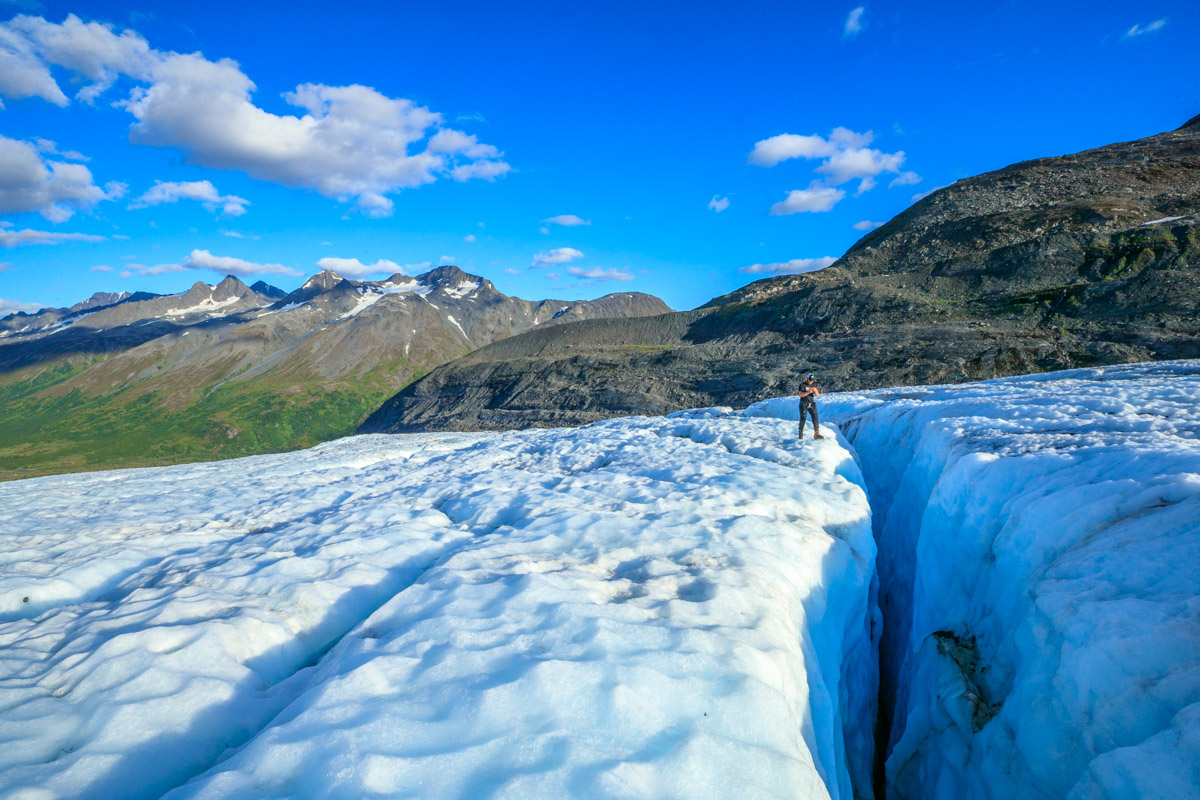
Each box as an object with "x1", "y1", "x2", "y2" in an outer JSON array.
[
  {"x1": 1, "y1": 360, "x2": 1198, "y2": 800},
  {"x1": 0, "y1": 413, "x2": 877, "y2": 800}
]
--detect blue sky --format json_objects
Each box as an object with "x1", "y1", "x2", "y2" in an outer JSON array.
[{"x1": 1, "y1": 0, "x2": 1197, "y2": 314}]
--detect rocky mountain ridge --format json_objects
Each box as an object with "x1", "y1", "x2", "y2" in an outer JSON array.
[
  {"x1": 0, "y1": 266, "x2": 669, "y2": 477},
  {"x1": 364, "y1": 116, "x2": 1200, "y2": 434}
]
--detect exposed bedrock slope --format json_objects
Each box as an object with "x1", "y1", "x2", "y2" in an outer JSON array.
[{"x1": 746, "y1": 361, "x2": 1200, "y2": 798}]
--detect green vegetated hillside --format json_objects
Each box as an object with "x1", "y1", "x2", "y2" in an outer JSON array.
[
  {"x1": 0, "y1": 265, "x2": 671, "y2": 480},
  {"x1": 0, "y1": 354, "x2": 425, "y2": 480}
]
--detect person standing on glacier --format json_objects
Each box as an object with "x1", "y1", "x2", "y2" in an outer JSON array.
[{"x1": 798, "y1": 373, "x2": 825, "y2": 440}]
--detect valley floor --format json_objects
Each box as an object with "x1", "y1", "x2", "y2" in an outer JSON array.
[{"x1": 1, "y1": 360, "x2": 1197, "y2": 799}]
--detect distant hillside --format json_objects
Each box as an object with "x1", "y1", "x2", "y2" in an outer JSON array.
[
  {"x1": 364, "y1": 116, "x2": 1200, "y2": 434},
  {"x1": 0, "y1": 266, "x2": 669, "y2": 478}
]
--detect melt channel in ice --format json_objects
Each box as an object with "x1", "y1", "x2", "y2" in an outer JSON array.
[
  {"x1": 0, "y1": 414, "x2": 877, "y2": 799},
  {"x1": 750, "y1": 359, "x2": 1200, "y2": 799}
]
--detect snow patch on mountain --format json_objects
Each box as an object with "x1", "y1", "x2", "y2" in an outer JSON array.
[{"x1": 163, "y1": 295, "x2": 244, "y2": 317}]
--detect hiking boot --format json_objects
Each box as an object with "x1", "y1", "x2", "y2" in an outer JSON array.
[{"x1": 814, "y1": 432, "x2": 826, "y2": 440}]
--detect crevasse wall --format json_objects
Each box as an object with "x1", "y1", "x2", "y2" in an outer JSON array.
[{"x1": 747, "y1": 361, "x2": 1200, "y2": 799}]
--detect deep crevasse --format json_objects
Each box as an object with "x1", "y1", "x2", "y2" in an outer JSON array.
[
  {"x1": 750, "y1": 360, "x2": 1200, "y2": 798},
  {"x1": 0, "y1": 413, "x2": 878, "y2": 800}
]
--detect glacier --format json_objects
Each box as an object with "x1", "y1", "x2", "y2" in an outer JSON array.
[
  {"x1": 749, "y1": 359, "x2": 1200, "y2": 798},
  {"x1": 1, "y1": 360, "x2": 1197, "y2": 799},
  {"x1": 0, "y1": 415, "x2": 876, "y2": 799}
]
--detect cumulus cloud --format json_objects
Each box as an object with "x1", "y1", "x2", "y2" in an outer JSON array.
[
  {"x1": 314, "y1": 256, "x2": 425, "y2": 279},
  {"x1": 708, "y1": 195, "x2": 730, "y2": 213},
  {"x1": 463, "y1": 234, "x2": 476, "y2": 243},
  {"x1": 531, "y1": 247, "x2": 584, "y2": 268},
  {"x1": 888, "y1": 170, "x2": 922, "y2": 187},
  {"x1": 1125, "y1": 19, "x2": 1166, "y2": 37},
  {"x1": 33, "y1": 138, "x2": 88, "y2": 161},
  {"x1": 121, "y1": 261, "x2": 185, "y2": 278},
  {"x1": 0, "y1": 296, "x2": 45, "y2": 317},
  {"x1": 567, "y1": 266, "x2": 633, "y2": 281},
  {"x1": 0, "y1": 14, "x2": 510, "y2": 216},
  {"x1": 130, "y1": 180, "x2": 249, "y2": 216},
  {"x1": 182, "y1": 249, "x2": 301, "y2": 277},
  {"x1": 749, "y1": 127, "x2": 912, "y2": 197},
  {"x1": 0, "y1": 134, "x2": 121, "y2": 221},
  {"x1": 844, "y1": 6, "x2": 865, "y2": 38},
  {"x1": 0, "y1": 221, "x2": 105, "y2": 247},
  {"x1": 769, "y1": 184, "x2": 846, "y2": 215},
  {"x1": 739, "y1": 257, "x2": 838, "y2": 275},
  {"x1": 853, "y1": 220, "x2": 884, "y2": 230},
  {"x1": 542, "y1": 214, "x2": 590, "y2": 227},
  {"x1": 438, "y1": 255, "x2": 456, "y2": 265}
]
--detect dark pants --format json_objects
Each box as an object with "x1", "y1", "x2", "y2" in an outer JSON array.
[{"x1": 799, "y1": 400, "x2": 819, "y2": 435}]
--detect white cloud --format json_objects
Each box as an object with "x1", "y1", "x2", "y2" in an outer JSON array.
[
  {"x1": 504, "y1": 268, "x2": 520, "y2": 275},
  {"x1": 0, "y1": 223, "x2": 105, "y2": 247},
  {"x1": 33, "y1": 138, "x2": 88, "y2": 161},
  {"x1": 314, "y1": 256, "x2": 419, "y2": 279},
  {"x1": 438, "y1": 255, "x2": 456, "y2": 265},
  {"x1": 0, "y1": 134, "x2": 119, "y2": 221},
  {"x1": 542, "y1": 214, "x2": 590, "y2": 227},
  {"x1": 0, "y1": 15, "x2": 510, "y2": 217},
  {"x1": 1125, "y1": 19, "x2": 1166, "y2": 37},
  {"x1": 912, "y1": 184, "x2": 949, "y2": 202},
  {"x1": 0, "y1": 296, "x2": 44, "y2": 316},
  {"x1": 121, "y1": 261, "x2": 186, "y2": 277},
  {"x1": 91, "y1": 264, "x2": 114, "y2": 271},
  {"x1": 352, "y1": 192, "x2": 394, "y2": 219},
  {"x1": 539, "y1": 226, "x2": 550, "y2": 235},
  {"x1": 749, "y1": 127, "x2": 910, "y2": 195},
  {"x1": 769, "y1": 184, "x2": 845, "y2": 215},
  {"x1": 748, "y1": 133, "x2": 837, "y2": 167},
  {"x1": 531, "y1": 247, "x2": 584, "y2": 268},
  {"x1": 708, "y1": 195, "x2": 730, "y2": 213},
  {"x1": 130, "y1": 179, "x2": 249, "y2": 216},
  {"x1": 567, "y1": 266, "x2": 633, "y2": 281},
  {"x1": 844, "y1": 6, "x2": 865, "y2": 38},
  {"x1": 463, "y1": 234, "x2": 476, "y2": 243},
  {"x1": 182, "y1": 249, "x2": 301, "y2": 277},
  {"x1": 853, "y1": 220, "x2": 884, "y2": 230},
  {"x1": 739, "y1": 257, "x2": 838, "y2": 275},
  {"x1": 888, "y1": 170, "x2": 922, "y2": 187}
]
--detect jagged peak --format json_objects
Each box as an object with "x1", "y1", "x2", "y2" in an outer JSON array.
[
  {"x1": 420, "y1": 264, "x2": 473, "y2": 284},
  {"x1": 1180, "y1": 112, "x2": 1200, "y2": 131},
  {"x1": 303, "y1": 269, "x2": 345, "y2": 290},
  {"x1": 250, "y1": 280, "x2": 286, "y2": 299}
]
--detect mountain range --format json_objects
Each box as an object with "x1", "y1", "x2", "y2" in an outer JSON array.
[
  {"x1": 0, "y1": 266, "x2": 669, "y2": 478},
  {"x1": 363, "y1": 115, "x2": 1200, "y2": 435}
]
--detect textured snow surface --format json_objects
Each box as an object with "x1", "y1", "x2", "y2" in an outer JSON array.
[
  {"x1": 751, "y1": 359, "x2": 1200, "y2": 799},
  {"x1": 0, "y1": 415, "x2": 876, "y2": 800}
]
